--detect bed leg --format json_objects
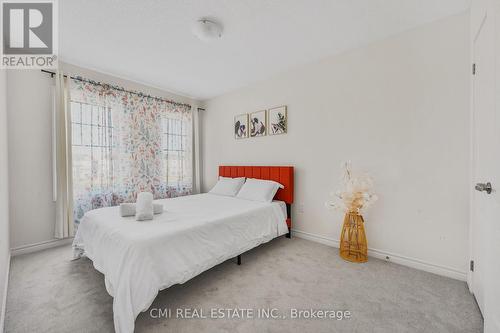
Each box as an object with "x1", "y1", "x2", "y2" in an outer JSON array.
[
  {"x1": 237, "y1": 255, "x2": 241, "y2": 265},
  {"x1": 286, "y1": 204, "x2": 292, "y2": 239}
]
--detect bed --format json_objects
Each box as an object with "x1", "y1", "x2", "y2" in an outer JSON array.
[{"x1": 73, "y1": 166, "x2": 294, "y2": 333}]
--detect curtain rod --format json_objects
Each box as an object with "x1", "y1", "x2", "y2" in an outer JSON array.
[{"x1": 41, "y1": 69, "x2": 192, "y2": 109}]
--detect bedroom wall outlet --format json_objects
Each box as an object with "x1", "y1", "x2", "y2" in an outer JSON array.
[{"x1": 297, "y1": 204, "x2": 305, "y2": 214}]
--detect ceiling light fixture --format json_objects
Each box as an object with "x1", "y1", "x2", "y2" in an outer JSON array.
[{"x1": 192, "y1": 18, "x2": 223, "y2": 42}]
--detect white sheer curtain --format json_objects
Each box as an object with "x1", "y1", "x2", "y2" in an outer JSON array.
[
  {"x1": 69, "y1": 78, "x2": 192, "y2": 228},
  {"x1": 54, "y1": 71, "x2": 74, "y2": 238}
]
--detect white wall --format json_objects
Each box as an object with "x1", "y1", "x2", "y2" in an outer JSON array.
[
  {"x1": 202, "y1": 13, "x2": 471, "y2": 277},
  {"x1": 0, "y1": 69, "x2": 10, "y2": 329},
  {"x1": 7, "y1": 63, "x2": 201, "y2": 250},
  {"x1": 7, "y1": 70, "x2": 55, "y2": 249}
]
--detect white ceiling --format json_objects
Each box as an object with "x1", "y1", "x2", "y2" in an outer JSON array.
[{"x1": 60, "y1": 0, "x2": 470, "y2": 100}]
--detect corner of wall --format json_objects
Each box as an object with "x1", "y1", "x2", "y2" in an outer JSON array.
[
  {"x1": 0, "y1": 253, "x2": 11, "y2": 333},
  {"x1": 0, "y1": 68, "x2": 11, "y2": 333}
]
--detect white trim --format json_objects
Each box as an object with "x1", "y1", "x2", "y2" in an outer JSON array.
[
  {"x1": 468, "y1": 8, "x2": 488, "y2": 294},
  {"x1": 11, "y1": 238, "x2": 73, "y2": 257},
  {"x1": 292, "y1": 229, "x2": 341, "y2": 248},
  {"x1": 0, "y1": 253, "x2": 10, "y2": 333},
  {"x1": 292, "y1": 229, "x2": 467, "y2": 281}
]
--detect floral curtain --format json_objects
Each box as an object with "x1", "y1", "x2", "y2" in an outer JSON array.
[{"x1": 70, "y1": 78, "x2": 192, "y2": 226}]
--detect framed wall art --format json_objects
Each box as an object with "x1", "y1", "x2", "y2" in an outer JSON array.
[
  {"x1": 268, "y1": 106, "x2": 287, "y2": 135},
  {"x1": 249, "y1": 110, "x2": 267, "y2": 137},
  {"x1": 234, "y1": 113, "x2": 249, "y2": 139}
]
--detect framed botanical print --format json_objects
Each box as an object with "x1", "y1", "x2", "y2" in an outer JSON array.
[
  {"x1": 234, "y1": 113, "x2": 249, "y2": 139},
  {"x1": 268, "y1": 106, "x2": 287, "y2": 135},
  {"x1": 249, "y1": 110, "x2": 267, "y2": 137}
]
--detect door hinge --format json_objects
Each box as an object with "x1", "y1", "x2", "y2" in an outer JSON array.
[
  {"x1": 470, "y1": 260, "x2": 474, "y2": 272},
  {"x1": 472, "y1": 63, "x2": 476, "y2": 75}
]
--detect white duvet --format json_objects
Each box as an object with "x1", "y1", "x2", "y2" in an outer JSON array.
[{"x1": 73, "y1": 193, "x2": 288, "y2": 333}]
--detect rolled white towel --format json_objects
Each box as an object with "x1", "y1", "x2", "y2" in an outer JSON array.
[
  {"x1": 120, "y1": 203, "x2": 164, "y2": 217},
  {"x1": 153, "y1": 203, "x2": 164, "y2": 214},
  {"x1": 120, "y1": 203, "x2": 136, "y2": 217},
  {"x1": 136, "y1": 192, "x2": 154, "y2": 221}
]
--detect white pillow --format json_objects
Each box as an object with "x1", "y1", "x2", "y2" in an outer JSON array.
[
  {"x1": 236, "y1": 178, "x2": 284, "y2": 202},
  {"x1": 209, "y1": 177, "x2": 246, "y2": 197}
]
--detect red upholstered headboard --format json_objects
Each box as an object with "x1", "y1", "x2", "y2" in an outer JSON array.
[{"x1": 219, "y1": 166, "x2": 294, "y2": 204}]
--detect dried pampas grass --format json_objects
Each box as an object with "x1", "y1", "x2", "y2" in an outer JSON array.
[{"x1": 326, "y1": 161, "x2": 378, "y2": 213}]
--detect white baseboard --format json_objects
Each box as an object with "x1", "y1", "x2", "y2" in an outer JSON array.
[
  {"x1": 11, "y1": 238, "x2": 73, "y2": 257},
  {"x1": 0, "y1": 252, "x2": 10, "y2": 333},
  {"x1": 291, "y1": 229, "x2": 467, "y2": 281}
]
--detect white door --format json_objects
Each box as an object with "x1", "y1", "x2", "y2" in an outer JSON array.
[{"x1": 471, "y1": 4, "x2": 500, "y2": 332}]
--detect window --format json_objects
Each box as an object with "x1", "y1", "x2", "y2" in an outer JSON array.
[
  {"x1": 161, "y1": 117, "x2": 191, "y2": 187},
  {"x1": 71, "y1": 101, "x2": 115, "y2": 198},
  {"x1": 69, "y1": 78, "x2": 193, "y2": 226}
]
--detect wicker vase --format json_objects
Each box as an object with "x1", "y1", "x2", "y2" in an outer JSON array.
[{"x1": 339, "y1": 211, "x2": 368, "y2": 263}]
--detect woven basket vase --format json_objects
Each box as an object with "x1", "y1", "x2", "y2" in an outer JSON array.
[{"x1": 339, "y1": 211, "x2": 368, "y2": 263}]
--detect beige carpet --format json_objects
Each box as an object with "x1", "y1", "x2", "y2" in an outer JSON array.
[{"x1": 5, "y1": 237, "x2": 482, "y2": 333}]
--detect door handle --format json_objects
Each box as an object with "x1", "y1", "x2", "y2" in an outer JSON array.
[{"x1": 475, "y1": 182, "x2": 492, "y2": 194}]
